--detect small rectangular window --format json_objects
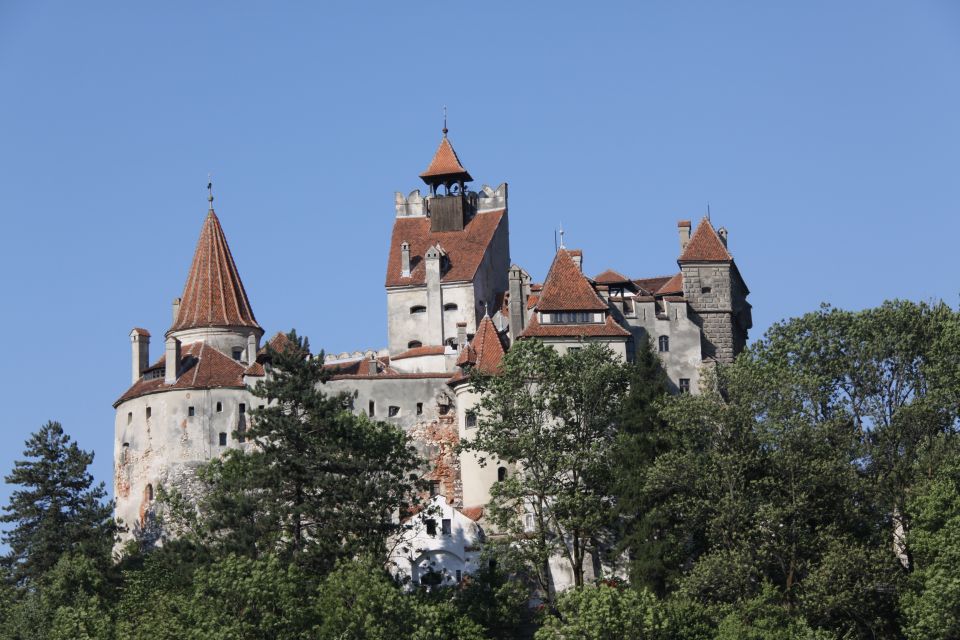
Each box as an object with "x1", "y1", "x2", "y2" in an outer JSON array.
[
  {"x1": 465, "y1": 411, "x2": 477, "y2": 428},
  {"x1": 145, "y1": 407, "x2": 152, "y2": 419},
  {"x1": 188, "y1": 406, "x2": 195, "y2": 417},
  {"x1": 426, "y1": 519, "x2": 437, "y2": 536},
  {"x1": 441, "y1": 518, "x2": 451, "y2": 535},
  {"x1": 368, "y1": 400, "x2": 375, "y2": 417},
  {"x1": 127, "y1": 412, "x2": 132, "y2": 425},
  {"x1": 679, "y1": 378, "x2": 690, "y2": 393},
  {"x1": 239, "y1": 403, "x2": 245, "y2": 413},
  {"x1": 388, "y1": 406, "x2": 400, "y2": 417},
  {"x1": 232, "y1": 348, "x2": 243, "y2": 361},
  {"x1": 258, "y1": 404, "x2": 264, "y2": 410},
  {"x1": 416, "y1": 402, "x2": 423, "y2": 415},
  {"x1": 429, "y1": 480, "x2": 440, "y2": 496},
  {"x1": 219, "y1": 432, "x2": 227, "y2": 446},
  {"x1": 216, "y1": 402, "x2": 223, "y2": 412},
  {"x1": 456, "y1": 569, "x2": 462, "y2": 582}
]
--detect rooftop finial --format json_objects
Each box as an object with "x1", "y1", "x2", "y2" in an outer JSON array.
[
  {"x1": 483, "y1": 300, "x2": 489, "y2": 316},
  {"x1": 442, "y1": 105, "x2": 448, "y2": 137},
  {"x1": 558, "y1": 224, "x2": 566, "y2": 250},
  {"x1": 707, "y1": 202, "x2": 711, "y2": 221},
  {"x1": 207, "y1": 174, "x2": 214, "y2": 210}
]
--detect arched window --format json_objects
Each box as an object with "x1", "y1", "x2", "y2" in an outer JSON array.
[
  {"x1": 658, "y1": 336, "x2": 669, "y2": 352},
  {"x1": 410, "y1": 305, "x2": 426, "y2": 314},
  {"x1": 443, "y1": 303, "x2": 458, "y2": 312},
  {"x1": 497, "y1": 466, "x2": 507, "y2": 482},
  {"x1": 407, "y1": 340, "x2": 422, "y2": 349}
]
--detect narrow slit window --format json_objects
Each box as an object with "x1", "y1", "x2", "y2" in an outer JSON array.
[
  {"x1": 127, "y1": 412, "x2": 132, "y2": 425},
  {"x1": 145, "y1": 407, "x2": 152, "y2": 419},
  {"x1": 216, "y1": 402, "x2": 223, "y2": 412},
  {"x1": 368, "y1": 400, "x2": 375, "y2": 417},
  {"x1": 441, "y1": 518, "x2": 451, "y2": 535},
  {"x1": 416, "y1": 402, "x2": 423, "y2": 415},
  {"x1": 497, "y1": 466, "x2": 507, "y2": 482},
  {"x1": 188, "y1": 406, "x2": 195, "y2": 417},
  {"x1": 219, "y1": 432, "x2": 227, "y2": 446}
]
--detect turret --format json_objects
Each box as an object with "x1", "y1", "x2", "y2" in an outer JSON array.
[{"x1": 420, "y1": 123, "x2": 474, "y2": 232}]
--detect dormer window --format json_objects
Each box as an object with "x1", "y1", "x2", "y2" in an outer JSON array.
[
  {"x1": 410, "y1": 305, "x2": 426, "y2": 314},
  {"x1": 545, "y1": 311, "x2": 595, "y2": 324},
  {"x1": 232, "y1": 348, "x2": 243, "y2": 361},
  {"x1": 443, "y1": 303, "x2": 458, "y2": 312},
  {"x1": 407, "y1": 340, "x2": 422, "y2": 349}
]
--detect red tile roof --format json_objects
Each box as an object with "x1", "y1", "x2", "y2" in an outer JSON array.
[
  {"x1": 385, "y1": 209, "x2": 506, "y2": 287},
  {"x1": 632, "y1": 276, "x2": 673, "y2": 295},
  {"x1": 519, "y1": 314, "x2": 631, "y2": 339},
  {"x1": 115, "y1": 341, "x2": 246, "y2": 406},
  {"x1": 455, "y1": 315, "x2": 505, "y2": 374},
  {"x1": 169, "y1": 211, "x2": 261, "y2": 333},
  {"x1": 131, "y1": 327, "x2": 151, "y2": 337},
  {"x1": 535, "y1": 249, "x2": 608, "y2": 312},
  {"x1": 656, "y1": 272, "x2": 684, "y2": 295},
  {"x1": 678, "y1": 217, "x2": 732, "y2": 262},
  {"x1": 391, "y1": 345, "x2": 447, "y2": 360},
  {"x1": 593, "y1": 268, "x2": 631, "y2": 284},
  {"x1": 420, "y1": 135, "x2": 473, "y2": 181},
  {"x1": 244, "y1": 362, "x2": 265, "y2": 377},
  {"x1": 462, "y1": 506, "x2": 484, "y2": 522}
]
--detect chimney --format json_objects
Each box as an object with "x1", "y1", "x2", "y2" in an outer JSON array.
[
  {"x1": 678, "y1": 220, "x2": 692, "y2": 252},
  {"x1": 508, "y1": 266, "x2": 527, "y2": 342},
  {"x1": 367, "y1": 354, "x2": 378, "y2": 375},
  {"x1": 164, "y1": 336, "x2": 181, "y2": 384},
  {"x1": 401, "y1": 241, "x2": 411, "y2": 277},
  {"x1": 171, "y1": 297, "x2": 181, "y2": 324},
  {"x1": 247, "y1": 333, "x2": 258, "y2": 365},
  {"x1": 717, "y1": 227, "x2": 728, "y2": 248},
  {"x1": 570, "y1": 251, "x2": 582, "y2": 272},
  {"x1": 456, "y1": 322, "x2": 467, "y2": 352},
  {"x1": 130, "y1": 328, "x2": 150, "y2": 384}
]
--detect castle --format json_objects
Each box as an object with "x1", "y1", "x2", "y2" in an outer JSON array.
[{"x1": 113, "y1": 125, "x2": 752, "y2": 584}]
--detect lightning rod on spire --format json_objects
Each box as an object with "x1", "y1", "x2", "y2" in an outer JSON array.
[
  {"x1": 207, "y1": 174, "x2": 214, "y2": 209},
  {"x1": 442, "y1": 105, "x2": 448, "y2": 136}
]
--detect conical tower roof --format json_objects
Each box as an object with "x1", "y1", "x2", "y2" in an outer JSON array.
[
  {"x1": 169, "y1": 210, "x2": 260, "y2": 333},
  {"x1": 420, "y1": 132, "x2": 472, "y2": 184},
  {"x1": 678, "y1": 217, "x2": 732, "y2": 262}
]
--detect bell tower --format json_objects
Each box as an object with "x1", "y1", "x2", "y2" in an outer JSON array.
[{"x1": 420, "y1": 121, "x2": 475, "y2": 232}]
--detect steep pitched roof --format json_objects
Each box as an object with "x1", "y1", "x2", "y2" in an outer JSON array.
[
  {"x1": 678, "y1": 218, "x2": 732, "y2": 263},
  {"x1": 420, "y1": 134, "x2": 472, "y2": 182},
  {"x1": 114, "y1": 342, "x2": 246, "y2": 406},
  {"x1": 169, "y1": 211, "x2": 260, "y2": 333},
  {"x1": 456, "y1": 315, "x2": 505, "y2": 373},
  {"x1": 385, "y1": 209, "x2": 506, "y2": 287},
  {"x1": 519, "y1": 314, "x2": 631, "y2": 339},
  {"x1": 656, "y1": 272, "x2": 684, "y2": 295},
  {"x1": 535, "y1": 249, "x2": 608, "y2": 312}
]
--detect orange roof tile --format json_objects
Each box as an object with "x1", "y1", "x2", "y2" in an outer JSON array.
[
  {"x1": 656, "y1": 272, "x2": 684, "y2": 295},
  {"x1": 392, "y1": 345, "x2": 447, "y2": 360},
  {"x1": 632, "y1": 276, "x2": 673, "y2": 295},
  {"x1": 535, "y1": 249, "x2": 608, "y2": 312},
  {"x1": 462, "y1": 506, "x2": 484, "y2": 522},
  {"x1": 244, "y1": 361, "x2": 265, "y2": 377},
  {"x1": 593, "y1": 269, "x2": 631, "y2": 284},
  {"x1": 169, "y1": 211, "x2": 261, "y2": 333},
  {"x1": 678, "y1": 218, "x2": 732, "y2": 262},
  {"x1": 115, "y1": 342, "x2": 246, "y2": 406},
  {"x1": 385, "y1": 209, "x2": 506, "y2": 287},
  {"x1": 131, "y1": 327, "x2": 151, "y2": 337},
  {"x1": 519, "y1": 314, "x2": 631, "y2": 339},
  {"x1": 456, "y1": 315, "x2": 505, "y2": 373},
  {"x1": 420, "y1": 134, "x2": 472, "y2": 181}
]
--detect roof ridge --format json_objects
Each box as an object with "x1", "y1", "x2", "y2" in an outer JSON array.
[
  {"x1": 535, "y1": 249, "x2": 608, "y2": 312},
  {"x1": 678, "y1": 217, "x2": 732, "y2": 263}
]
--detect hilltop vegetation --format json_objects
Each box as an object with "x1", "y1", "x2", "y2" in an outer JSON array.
[{"x1": 2, "y1": 300, "x2": 959, "y2": 639}]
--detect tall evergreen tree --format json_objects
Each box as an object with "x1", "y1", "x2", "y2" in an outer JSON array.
[{"x1": 1, "y1": 421, "x2": 112, "y2": 586}]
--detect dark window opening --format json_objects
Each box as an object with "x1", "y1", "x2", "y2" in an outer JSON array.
[
  {"x1": 426, "y1": 519, "x2": 437, "y2": 536},
  {"x1": 456, "y1": 569, "x2": 462, "y2": 582},
  {"x1": 658, "y1": 336, "x2": 670, "y2": 352},
  {"x1": 430, "y1": 480, "x2": 441, "y2": 496},
  {"x1": 219, "y1": 432, "x2": 227, "y2": 446},
  {"x1": 121, "y1": 443, "x2": 129, "y2": 463},
  {"x1": 258, "y1": 404, "x2": 264, "y2": 410},
  {"x1": 443, "y1": 303, "x2": 458, "y2": 311},
  {"x1": 465, "y1": 411, "x2": 477, "y2": 428},
  {"x1": 188, "y1": 406, "x2": 195, "y2": 417},
  {"x1": 679, "y1": 378, "x2": 690, "y2": 393},
  {"x1": 416, "y1": 402, "x2": 423, "y2": 415},
  {"x1": 232, "y1": 348, "x2": 243, "y2": 361},
  {"x1": 441, "y1": 518, "x2": 451, "y2": 535},
  {"x1": 368, "y1": 400, "x2": 375, "y2": 417},
  {"x1": 145, "y1": 407, "x2": 152, "y2": 419},
  {"x1": 127, "y1": 412, "x2": 132, "y2": 425},
  {"x1": 407, "y1": 340, "x2": 422, "y2": 349},
  {"x1": 388, "y1": 406, "x2": 400, "y2": 417},
  {"x1": 145, "y1": 484, "x2": 154, "y2": 501},
  {"x1": 216, "y1": 402, "x2": 223, "y2": 412},
  {"x1": 238, "y1": 403, "x2": 247, "y2": 443},
  {"x1": 547, "y1": 311, "x2": 594, "y2": 324},
  {"x1": 568, "y1": 347, "x2": 582, "y2": 354},
  {"x1": 497, "y1": 466, "x2": 507, "y2": 482},
  {"x1": 438, "y1": 404, "x2": 450, "y2": 416},
  {"x1": 410, "y1": 305, "x2": 426, "y2": 314},
  {"x1": 701, "y1": 286, "x2": 712, "y2": 294}
]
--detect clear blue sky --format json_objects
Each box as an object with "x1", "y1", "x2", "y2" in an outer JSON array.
[{"x1": 1, "y1": 2, "x2": 957, "y2": 512}]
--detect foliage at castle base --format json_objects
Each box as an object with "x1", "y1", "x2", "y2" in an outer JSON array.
[{"x1": 2, "y1": 304, "x2": 960, "y2": 639}]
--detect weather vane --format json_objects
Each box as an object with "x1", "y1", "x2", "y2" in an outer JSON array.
[
  {"x1": 442, "y1": 105, "x2": 448, "y2": 136},
  {"x1": 207, "y1": 173, "x2": 214, "y2": 208}
]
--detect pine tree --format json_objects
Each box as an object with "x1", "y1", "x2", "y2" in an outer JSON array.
[{"x1": 1, "y1": 421, "x2": 112, "y2": 586}]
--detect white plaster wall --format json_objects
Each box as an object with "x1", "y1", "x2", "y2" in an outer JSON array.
[
  {"x1": 390, "y1": 352, "x2": 456, "y2": 374},
  {"x1": 454, "y1": 384, "x2": 505, "y2": 508},
  {"x1": 167, "y1": 326, "x2": 261, "y2": 359},
  {"x1": 629, "y1": 300, "x2": 702, "y2": 394},
  {"x1": 324, "y1": 376, "x2": 452, "y2": 431}
]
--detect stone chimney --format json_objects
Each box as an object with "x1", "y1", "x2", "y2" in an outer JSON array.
[
  {"x1": 508, "y1": 266, "x2": 527, "y2": 343},
  {"x1": 401, "y1": 241, "x2": 411, "y2": 277},
  {"x1": 570, "y1": 251, "x2": 583, "y2": 272},
  {"x1": 164, "y1": 336, "x2": 181, "y2": 384},
  {"x1": 718, "y1": 227, "x2": 728, "y2": 248},
  {"x1": 130, "y1": 328, "x2": 150, "y2": 384},
  {"x1": 171, "y1": 297, "x2": 181, "y2": 324},
  {"x1": 424, "y1": 245, "x2": 444, "y2": 345},
  {"x1": 367, "y1": 354, "x2": 378, "y2": 375},
  {"x1": 247, "y1": 333, "x2": 258, "y2": 365},
  {"x1": 456, "y1": 322, "x2": 467, "y2": 352},
  {"x1": 678, "y1": 220, "x2": 692, "y2": 252}
]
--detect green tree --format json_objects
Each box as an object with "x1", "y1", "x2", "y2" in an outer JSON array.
[
  {"x1": 0, "y1": 421, "x2": 112, "y2": 586},
  {"x1": 192, "y1": 331, "x2": 422, "y2": 573},
  {"x1": 461, "y1": 340, "x2": 629, "y2": 596},
  {"x1": 535, "y1": 583, "x2": 665, "y2": 640}
]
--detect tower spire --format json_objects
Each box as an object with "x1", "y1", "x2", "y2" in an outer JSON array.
[
  {"x1": 442, "y1": 105, "x2": 448, "y2": 137},
  {"x1": 207, "y1": 174, "x2": 214, "y2": 211}
]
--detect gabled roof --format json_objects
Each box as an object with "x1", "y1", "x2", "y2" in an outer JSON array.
[
  {"x1": 455, "y1": 315, "x2": 505, "y2": 374},
  {"x1": 633, "y1": 276, "x2": 673, "y2": 295},
  {"x1": 656, "y1": 272, "x2": 684, "y2": 295},
  {"x1": 420, "y1": 134, "x2": 473, "y2": 182},
  {"x1": 535, "y1": 249, "x2": 608, "y2": 312},
  {"x1": 115, "y1": 342, "x2": 246, "y2": 406},
  {"x1": 593, "y1": 268, "x2": 631, "y2": 284},
  {"x1": 519, "y1": 314, "x2": 631, "y2": 339},
  {"x1": 169, "y1": 210, "x2": 261, "y2": 333},
  {"x1": 678, "y1": 217, "x2": 732, "y2": 263},
  {"x1": 385, "y1": 209, "x2": 506, "y2": 287}
]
